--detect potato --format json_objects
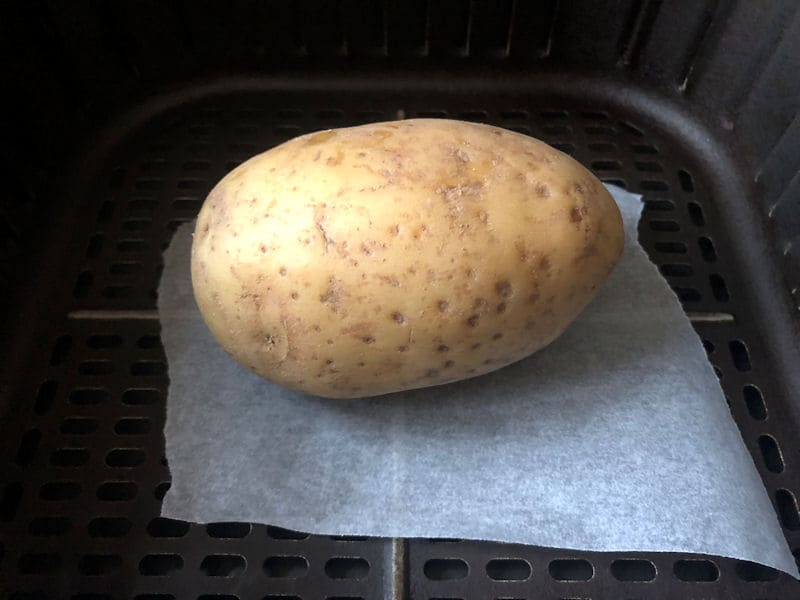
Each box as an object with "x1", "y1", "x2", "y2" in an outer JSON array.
[{"x1": 191, "y1": 119, "x2": 623, "y2": 398}]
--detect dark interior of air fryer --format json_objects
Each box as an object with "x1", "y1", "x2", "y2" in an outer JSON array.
[{"x1": 1, "y1": 1, "x2": 799, "y2": 598}]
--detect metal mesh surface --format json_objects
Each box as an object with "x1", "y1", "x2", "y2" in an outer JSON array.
[{"x1": 1, "y1": 88, "x2": 798, "y2": 599}]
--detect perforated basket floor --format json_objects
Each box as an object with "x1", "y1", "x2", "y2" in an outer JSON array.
[{"x1": 2, "y1": 81, "x2": 799, "y2": 600}]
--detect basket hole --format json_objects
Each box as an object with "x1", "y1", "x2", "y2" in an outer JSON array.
[
  {"x1": 734, "y1": 560, "x2": 780, "y2": 582},
  {"x1": 316, "y1": 109, "x2": 344, "y2": 120},
  {"x1": 632, "y1": 143, "x2": 658, "y2": 154},
  {"x1": 106, "y1": 448, "x2": 145, "y2": 467},
  {"x1": 87, "y1": 334, "x2": 123, "y2": 349},
  {"x1": 267, "y1": 525, "x2": 309, "y2": 540},
  {"x1": 702, "y1": 339, "x2": 715, "y2": 356},
  {"x1": 261, "y1": 597, "x2": 300, "y2": 600},
  {"x1": 40, "y1": 480, "x2": 80, "y2": 500},
  {"x1": 581, "y1": 110, "x2": 609, "y2": 120},
  {"x1": 123, "y1": 388, "x2": 161, "y2": 405},
  {"x1": 588, "y1": 142, "x2": 617, "y2": 153},
  {"x1": 776, "y1": 489, "x2": 800, "y2": 530},
  {"x1": 201, "y1": 554, "x2": 246, "y2": 577},
  {"x1": 134, "y1": 595, "x2": 175, "y2": 600},
  {"x1": 139, "y1": 554, "x2": 184, "y2": 576},
  {"x1": 710, "y1": 274, "x2": 730, "y2": 302},
  {"x1": 110, "y1": 262, "x2": 142, "y2": 276},
  {"x1": 131, "y1": 361, "x2": 167, "y2": 376},
  {"x1": 97, "y1": 200, "x2": 115, "y2": 222},
  {"x1": 355, "y1": 110, "x2": 385, "y2": 122},
  {"x1": 128, "y1": 198, "x2": 158, "y2": 213},
  {"x1": 155, "y1": 481, "x2": 171, "y2": 500},
  {"x1": 649, "y1": 220, "x2": 680, "y2": 232},
  {"x1": 136, "y1": 334, "x2": 161, "y2": 349},
  {"x1": 486, "y1": 558, "x2": 531, "y2": 580},
  {"x1": 115, "y1": 417, "x2": 151, "y2": 435},
  {"x1": 74, "y1": 271, "x2": 93, "y2": 297},
  {"x1": 50, "y1": 335, "x2": 73, "y2": 366},
  {"x1": 551, "y1": 143, "x2": 575, "y2": 155},
  {"x1": 548, "y1": 559, "x2": 593, "y2": 581},
  {"x1": 177, "y1": 179, "x2": 208, "y2": 191},
  {"x1": 263, "y1": 556, "x2": 309, "y2": 578},
  {"x1": 124, "y1": 218, "x2": 152, "y2": 231},
  {"x1": 687, "y1": 202, "x2": 705, "y2": 226},
  {"x1": 654, "y1": 242, "x2": 687, "y2": 254},
  {"x1": 183, "y1": 160, "x2": 211, "y2": 172},
  {"x1": 277, "y1": 108, "x2": 303, "y2": 119},
  {"x1": 543, "y1": 124, "x2": 571, "y2": 136},
  {"x1": 673, "y1": 287, "x2": 701, "y2": 302},
  {"x1": 147, "y1": 517, "x2": 190, "y2": 538},
  {"x1": 584, "y1": 125, "x2": 615, "y2": 136},
  {"x1": 325, "y1": 557, "x2": 370, "y2": 579},
  {"x1": 679, "y1": 169, "x2": 695, "y2": 192},
  {"x1": 2, "y1": 482, "x2": 24, "y2": 519},
  {"x1": 79, "y1": 360, "x2": 114, "y2": 375},
  {"x1": 459, "y1": 110, "x2": 488, "y2": 122},
  {"x1": 501, "y1": 110, "x2": 528, "y2": 120},
  {"x1": 88, "y1": 516, "x2": 132, "y2": 538},
  {"x1": 50, "y1": 447, "x2": 89, "y2": 467},
  {"x1": 423, "y1": 558, "x2": 468, "y2": 580},
  {"x1": 759, "y1": 435, "x2": 785, "y2": 473},
  {"x1": 610, "y1": 558, "x2": 656, "y2": 581},
  {"x1": 644, "y1": 199, "x2": 675, "y2": 211},
  {"x1": 743, "y1": 385, "x2": 767, "y2": 420},
  {"x1": 417, "y1": 110, "x2": 448, "y2": 118},
  {"x1": 591, "y1": 160, "x2": 621, "y2": 171},
  {"x1": 330, "y1": 535, "x2": 369, "y2": 541},
  {"x1": 172, "y1": 198, "x2": 201, "y2": 212},
  {"x1": 274, "y1": 125, "x2": 302, "y2": 138},
  {"x1": 16, "y1": 429, "x2": 41, "y2": 466},
  {"x1": 228, "y1": 142, "x2": 257, "y2": 153},
  {"x1": 660, "y1": 263, "x2": 693, "y2": 277},
  {"x1": 640, "y1": 180, "x2": 669, "y2": 192},
  {"x1": 673, "y1": 559, "x2": 718, "y2": 582},
  {"x1": 207, "y1": 522, "x2": 251, "y2": 538},
  {"x1": 634, "y1": 161, "x2": 663, "y2": 172},
  {"x1": 29, "y1": 516, "x2": 71, "y2": 536},
  {"x1": 34, "y1": 380, "x2": 58, "y2": 414},
  {"x1": 7, "y1": 594, "x2": 47, "y2": 600},
  {"x1": 79, "y1": 554, "x2": 122, "y2": 575},
  {"x1": 197, "y1": 596, "x2": 240, "y2": 600},
  {"x1": 729, "y1": 340, "x2": 751, "y2": 371},
  {"x1": 542, "y1": 109, "x2": 568, "y2": 120},
  {"x1": 70, "y1": 388, "x2": 109, "y2": 405},
  {"x1": 86, "y1": 234, "x2": 104, "y2": 258},
  {"x1": 18, "y1": 552, "x2": 61, "y2": 574},
  {"x1": 698, "y1": 237, "x2": 717, "y2": 262},
  {"x1": 118, "y1": 239, "x2": 148, "y2": 253},
  {"x1": 96, "y1": 480, "x2": 137, "y2": 501},
  {"x1": 134, "y1": 178, "x2": 162, "y2": 191}
]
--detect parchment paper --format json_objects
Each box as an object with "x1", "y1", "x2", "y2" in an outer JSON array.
[{"x1": 158, "y1": 185, "x2": 797, "y2": 576}]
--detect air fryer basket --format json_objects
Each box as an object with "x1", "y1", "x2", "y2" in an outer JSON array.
[{"x1": 1, "y1": 2, "x2": 799, "y2": 599}]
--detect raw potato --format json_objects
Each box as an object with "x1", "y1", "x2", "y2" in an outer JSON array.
[{"x1": 191, "y1": 119, "x2": 623, "y2": 398}]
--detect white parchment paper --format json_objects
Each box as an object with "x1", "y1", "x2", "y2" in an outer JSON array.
[{"x1": 158, "y1": 185, "x2": 797, "y2": 576}]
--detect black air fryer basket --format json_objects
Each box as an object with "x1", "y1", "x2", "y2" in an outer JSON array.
[{"x1": 1, "y1": 1, "x2": 799, "y2": 599}]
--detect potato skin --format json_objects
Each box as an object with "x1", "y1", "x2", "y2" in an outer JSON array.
[{"x1": 191, "y1": 119, "x2": 623, "y2": 398}]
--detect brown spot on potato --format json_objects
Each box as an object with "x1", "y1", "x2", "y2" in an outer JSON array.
[
  {"x1": 425, "y1": 369, "x2": 439, "y2": 378},
  {"x1": 391, "y1": 312, "x2": 405, "y2": 324},
  {"x1": 361, "y1": 336, "x2": 375, "y2": 344},
  {"x1": 444, "y1": 360, "x2": 455, "y2": 368},
  {"x1": 570, "y1": 207, "x2": 583, "y2": 223},
  {"x1": 279, "y1": 266, "x2": 287, "y2": 276},
  {"x1": 535, "y1": 183, "x2": 550, "y2": 198},
  {"x1": 397, "y1": 345, "x2": 409, "y2": 352},
  {"x1": 259, "y1": 244, "x2": 267, "y2": 253},
  {"x1": 313, "y1": 150, "x2": 321, "y2": 161},
  {"x1": 437, "y1": 344, "x2": 450, "y2": 353},
  {"x1": 291, "y1": 292, "x2": 299, "y2": 300},
  {"x1": 496, "y1": 302, "x2": 506, "y2": 314},
  {"x1": 358, "y1": 361, "x2": 366, "y2": 367},
  {"x1": 473, "y1": 298, "x2": 488, "y2": 310},
  {"x1": 539, "y1": 255, "x2": 551, "y2": 271},
  {"x1": 437, "y1": 300, "x2": 449, "y2": 313},
  {"x1": 467, "y1": 314, "x2": 480, "y2": 327},
  {"x1": 492, "y1": 332, "x2": 503, "y2": 340},
  {"x1": 494, "y1": 279, "x2": 513, "y2": 298},
  {"x1": 389, "y1": 224, "x2": 400, "y2": 236},
  {"x1": 528, "y1": 292, "x2": 540, "y2": 304},
  {"x1": 325, "y1": 359, "x2": 333, "y2": 365},
  {"x1": 308, "y1": 130, "x2": 337, "y2": 144}
]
